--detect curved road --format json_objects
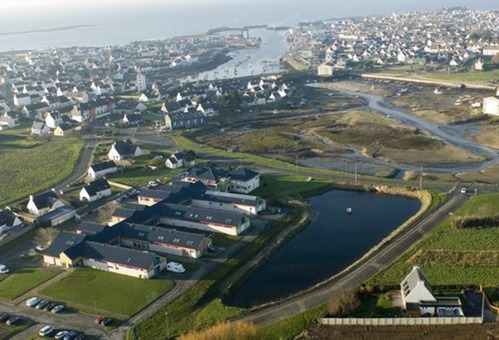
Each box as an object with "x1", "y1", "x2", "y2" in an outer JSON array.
[
  {"x1": 231, "y1": 191, "x2": 468, "y2": 326},
  {"x1": 330, "y1": 87, "x2": 499, "y2": 173}
]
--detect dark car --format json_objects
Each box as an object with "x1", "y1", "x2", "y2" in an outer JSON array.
[
  {"x1": 63, "y1": 330, "x2": 77, "y2": 340},
  {"x1": 35, "y1": 300, "x2": 49, "y2": 310},
  {"x1": 100, "y1": 317, "x2": 112, "y2": 326},
  {"x1": 6, "y1": 316, "x2": 21, "y2": 326},
  {"x1": 0, "y1": 313, "x2": 9, "y2": 323},
  {"x1": 44, "y1": 303, "x2": 57, "y2": 311}
]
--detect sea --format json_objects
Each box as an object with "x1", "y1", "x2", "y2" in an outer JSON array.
[{"x1": 0, "y1": 0, "x2": 496, "y2": 52}]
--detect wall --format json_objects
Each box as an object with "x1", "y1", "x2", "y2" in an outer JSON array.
[
  {"x1": 82, "y1": 258, "x2": 151, "y2": 279},
  {"x1": 159, "y1": 216, "x2": 243, "y2": 236},
  {"x1": 319, "y1": 317, "x2": 483, "y2": 326},
  {"x1": 191, "y1": 199, "x2": 257, "y2": 216}
]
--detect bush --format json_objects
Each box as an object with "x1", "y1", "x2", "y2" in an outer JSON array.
[
  {"x1": 328, "y1": 289, "x2": 361, "y2": 317},
  {"x1": 179, "y1": 322, "x2": 263, "y2": 340},
  {"x1": 492, "y1": 52, "x2": 499, "y2": 66},
  {"x1": 452, "y1": 215, "x2": 499, "y2": 229}
]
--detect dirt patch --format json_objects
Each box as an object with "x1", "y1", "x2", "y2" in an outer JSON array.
[{"x1": 303, "y1": 323, "x2": 499, "y2": 340}]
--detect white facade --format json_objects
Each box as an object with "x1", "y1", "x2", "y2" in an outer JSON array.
[
  {"x1": 229, "y1": 176, "x2": 260, "y2": 194},
  {"x1": 137, "y1": 72, "x2": 147, "y2": 92},
  {"x1": 318, "y1": 64, "x2": 334, "y2": 77},
  {"x1": 82, "y1": 258, "x2": 158, "y2": 279},
  {"x1": 107, "y1": 144, "x2": 142, "y2": 161},
  {"x1": 483, "y1": 97, "x2": 499, "y2": 116},
  {"x1": 121, "y1": 239, "x2": 203, "y2": 259},
  {"x1": 88, "y1": 166, "x2": 118, "y2": 180},
  {"x1": 79, "y1": 187, "x2": 112, "y2": 202},
  {"x1": 27, "y1": 196, "x2": 64, "y2": 216}
]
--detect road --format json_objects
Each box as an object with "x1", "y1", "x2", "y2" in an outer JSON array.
[{"x1": 230, "y1": 191, "x2": 469, "y2": 326}]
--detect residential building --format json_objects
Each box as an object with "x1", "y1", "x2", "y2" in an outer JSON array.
[
  {"x1": 107, "y1": 139, "x2": 142, "y2": 161},
  {"x1": 0, "y1": 209, "x2": 22, "y2": 235},
  {"x1": 53, "y1": 123, "x2": 73, "y2": 136},
  {"x1": 483, "y1": 97, "x2": 499, "y2": 116},
  {"x1": 227, "y1": 168, "x2": 260, "y2": 193},
  {"x1": 88, "y1": 161, "x2": 117, "y2": 180},
  {"x1": 79, "y1": 179, "x2": 112, "y2": 202},
  {"x1": 27, "y1": 190, "x2": 65, "y2": 216},
  {"x1": 164, "y1": 112, "x2": 205, "y2": 130},
  {"x1": 165, "y1": 152, "x2": 196, "y2": 169}
]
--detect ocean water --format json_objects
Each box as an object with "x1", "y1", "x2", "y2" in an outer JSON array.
[{"x1": 0, "y1": 0, "x2": 496, "y2": 52}]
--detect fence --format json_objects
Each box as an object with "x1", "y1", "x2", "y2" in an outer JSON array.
[{"x1": 319, "y1": 317, "x2": 483, "y2": 326}]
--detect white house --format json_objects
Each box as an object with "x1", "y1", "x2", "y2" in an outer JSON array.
[
  {"x1": 31, "y1": 121, "x2": 51, "y2": 136},
  {"x1": 165, "y1": 152, "x2": 196, "y2": 169},
  {"x1": 0, "y1": 111, "x2": 20, "y2": 129},
  {"x1": 107, "y1": 140, "x2": 142, "y2": 161},
  {"x1": 14, "y1": 94, "x2": 31, "y2": 106},
  {"x1": 401, "y1": 266, "x2": 436, "y2": 307},
  {"x1": 88, "y1": 161, "x2": 118, "y2": 180},
  {"x1": 227, "y1": 168, "x2": 260, "y2": 194},
  {"x1": 79, "y1": 179, "x2": 112, "y2": 202},
  {"x1": 0, "y1": 209, "x2": 22, "y2": 235},
  {"x1": 27, "y1": 190, "x2": 65, "y2": 216},
  {"x1": 45, "y1": 111, "x2": 62, "y2": 129},
  {"x1": 483, "y1": 97, "x2": 499, "y2": 116}
]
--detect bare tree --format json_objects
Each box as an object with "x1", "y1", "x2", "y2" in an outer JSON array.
[
  {"x1": 328, "y1": 289, "x2": 361, "y2": 317},
  {"x1": 97, "y1": 202, "x2": 118, "y2": 224},
  {"x1": 34, "y1": 227, "x2": 60, "y2": 247}
]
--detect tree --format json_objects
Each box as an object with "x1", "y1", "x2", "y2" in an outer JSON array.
[
  {"x1": 97, "y1": 202, "x2": 118, "y2": 224},
  {"x1": 492, "y1": 53, "x2": 499, "y2": 66},
  {"x1": 328, "y1": 289, "x2": 361, "y2": 317},
  {"x1": 34, "y1": 227, "x2": 60, "y2": 247}
]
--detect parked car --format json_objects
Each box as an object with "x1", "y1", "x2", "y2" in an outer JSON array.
[
  {"x1": 44, "y1": 303, "x2": 57, "y2": 311},
  {"x1": 26, "y1": 297, "x2": 41, "y2": 307},
  {"x1": 100, "y1": 317, "x2": 112, "y2": 326},
  {"x1": 55, "y1": 330, "x2": 68, "y2": 339},
  {"x1": 39, "y1": 325, "x2": 54, "y2": 337},
  {"x1": 6, "y1": 316, "x2": 21, "y2": 325},
  {"x1": 166, "y1": 262, "x2": 185, "y2": 273},
  {"x1": 460, "y1": 187, "x2": 467, "y2": 194},
  {"x1": 35, "y1": 245, "x2": 47, "y2": 252},
  {"x1": 0, "y1": 264, "x2": 9, "y2": 274},
  {"x1": 0, "y1": 313, "x2": 9, "y2": 323},
  {"x1": 51, "y1": 305, "x2": 65, "y2": 314},
  {"x1": 94, "y1": 316, "x2": 103, "y2": 324},
  {"x1": 63, "y1": 330, "x2": 77, "y2": 340},
  {"x1": 35, "y1": 300, "x2": 49, "y2": 310}
]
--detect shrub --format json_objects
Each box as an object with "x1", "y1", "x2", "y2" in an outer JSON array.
[
  {"x1": 328, "y1": 289, "x2": 361, "y2": 317},
  {"x1": 179, "y1": 322, "x2": 263, "y2": 340},
  {"x1": 452, "y1": 215, "x2": 499, "y2": 229}
]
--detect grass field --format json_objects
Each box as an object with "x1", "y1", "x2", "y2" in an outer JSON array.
[
  {"x1": 253, "y1": 174, "x2": 331, "y2": 198},
  {"x1": 370, "y1": 193, "x2": 499, "y2": 287},
  {"x1": 0, "y1": 320, "x2": 34, "y2": 340},
  {"x1": 0, "y1": 268, "x2": 61, "y2": 300},
  {"x1": 109, "y1": 166, "x2": 184, "y2": 187},
  {"x1": 351, "y1": 293, "x2": 398, "y2": 317},
  {"x1": 264, "y1": 304, "x2": 327, "y2": 340},
  {"x1": 0, "y1": 136, "x2": 84, "y2": 206},
  {"x1": 40, "y1": 268, "x2": 174, "y2": 316}
]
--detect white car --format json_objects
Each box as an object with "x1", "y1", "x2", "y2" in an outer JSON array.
[
  {"x1": 51, "y1": 304, "x2": 64, "y2": 313},
  {"x1": 39, "y1": 325, "x2": 54, "y2": 337},
  {"x1": 54, "y1": 330, "x2": 68, "y2": 340},
  {"x1": 0, "y1": 265, "x2": 9, "y2": 274},
  {"x1": 166, "y1": 262, "x2": 186, "y2": 273},
  {"x1": 460, "y1": 187, "x2": 467, "y2": 194},
  {"x1": 26, "y1": 297, "x2": 41, "y2": 307}
]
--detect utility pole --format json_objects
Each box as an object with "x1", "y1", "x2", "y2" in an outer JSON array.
[
  {"x1": 295, "y1": 154, "x2": 298, "y2": 176},
  {"x1": 419, "y1": 166, "x2": 423, "y2": 190}
]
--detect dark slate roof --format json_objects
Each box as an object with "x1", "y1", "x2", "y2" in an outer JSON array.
[
  {"x1": 185, "y1": 166, "x2": 227, "y2": 183},
  {"x1": 194, "y1": 191, "x2": 261, "y2": 207},
  {"x1": 0, "y1": 210, "x2": 17, "y2": 227},
  {"x1": 57, "y1": 122, "x2": 73, "y2": 131},
  {"x1": 77, "y1": 221, "x2": 105, "y2": 235},
  {"x1": 113, "y1": 139, "x2": 139, "y2": 157},
  {"x1": 138, "y1": 189, "x2": 171, "y2": 201},
  {"x1": 30, "y1": 190, "x2": 60, "y2": 209},
  {"x1": 31, "y1": 121, "x2": 45, "y2": 130},
  {"x1": 121, "y1": 223, "x2": 206, "y2": 250},
  {"x1": 82, "y1": 179, "x2": 111, "y2": 196},
  {"x1": 43, "y1": 231, "x2": 86, "y2": 257},
  {"x1": 112, "y1": 203, "x2": 148, "y2": 219},
  {"x1": 124, "y1": 113, "x2": 143, "y2": 123},
  {"x1": 81, "y1": 241, "x2": 156, "y2": 269},
  {"x1": 90, "y1": 161, "x2": 116, "y2": 173},
  {"x1": 160, "y1": 203, "x2": 245, "y2": 227},
  {"x1": 227, "y1": 168, "x2": 259, "y2": 182}
]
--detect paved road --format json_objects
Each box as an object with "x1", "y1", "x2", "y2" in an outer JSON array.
[{"x1": 230, "y1": 192, "x2": 469, "y2": 326}]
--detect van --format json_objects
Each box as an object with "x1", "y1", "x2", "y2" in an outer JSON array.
[
  {"x1": 26, "y1": 297, "x2": 41, "y2": 307},
  {"x1": 39, "y1": 325, "x2": 54, "y2": 337},
  {"x1": 166, "y1": 262, "x2": 185, "y2": 273}
]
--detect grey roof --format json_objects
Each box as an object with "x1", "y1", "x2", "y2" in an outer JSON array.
[
  {"x1": 185, "y1": 166, "x2": 227, "y2": 183},
  {"x1": 122, "y1": 223, "x2": 206, "y2": 250},
  {"x1": 0, "y1": 210, "x2": 18, "y2": 227},
  {"x1": 112, "y1": 139, "x2": 139, "y2": 157},
  {"x1": 30, "y1": 190, "x2": 60, "y2": 210},
  {"x1": 161, "y1": 203, "x2": 246, "y2": 227},
  {"x1": 401, "y1": 266, "x2": 433, "y2": 296},
  {"x1": 227, "y1": 168, "x2": 259, "y2": 182},
  {"x1": 90, "y1": 161, "x2": 116, "y2": 173},
  {"x1": 195, "y1": 191, "x2": 261, "y2": 207},
  {"x1": 57, "y1": 122, "x2": 73, "y2": 131},
  {"x1": 81, "y1": 241, "x2": 156, "y2": 269},
  {"x1": 77, "y1": 221, "x2": 105, "y2": 235},
  {"x1": 31, "y1": 121, "x2": 46, "y2": 130},
  {"x1": 82, "y1": 179, "x2": 111, "y2": 196},
  {"x1": 43, "y1": 231, "x2": 86, "y2": 258}
]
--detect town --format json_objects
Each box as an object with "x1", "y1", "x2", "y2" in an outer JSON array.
[{"x1": 0, "y1": 5, "x2": 498, "y2": 340}]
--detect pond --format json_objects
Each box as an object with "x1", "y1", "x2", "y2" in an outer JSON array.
[{"x1": 227, "y1": 190, "x2": 421, "y2": 307}]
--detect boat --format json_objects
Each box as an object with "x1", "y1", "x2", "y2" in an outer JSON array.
[{"x1": 346, "y1": 208, "x2": 352, "y2": 214}]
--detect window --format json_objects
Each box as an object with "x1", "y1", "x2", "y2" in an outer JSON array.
[
  {"x1": 226, "y1": 219, "x2": 232, "y2": 223},
  {"x1": 173, "y1": 238, "x2": 180, "y2": 243},
  {"x1": 187, "y1": 241, "x2": 194, "y2": 245},
  {"x1": 138, "y1": 232, "x2": 145, "y2": 237},
  {"x1": 206, "y1": 216, "x2": 213, "y2": 220},
  {"x1": 158, "y1": 236, "x2": 164, "y2": 240}
]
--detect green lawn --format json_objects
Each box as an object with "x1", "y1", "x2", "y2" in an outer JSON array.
[
  {"x1": 0, "y1": 121, "x2": 32, "y2": 135},
  {"x1": 253, "y1": 174, "x2": 331, "y2": 198},
  {"x1": 109, "y1": 166, "x2": 184, "y2": 187},
  {"x1": 264, "y1": 304, "x2": 327, "y2": 340},
  {"x1": 0, "y1": 320, "x2": 34, "y2": 340},
  {"x1": 40, "y1": 268, "x2": 174, "y2": 316},
  {"x1": 0, "y1": 268, "x2": 61, "y2": 300},
  {"x1": 211, "y1": 234, "x2": 241, "y2": 248},
  {"x1": 0, "y1": 136, "x2": 84, "y2": 206},
  {"x1": 370, "y1": 193, "x2": 499, "y2": 287},
  {"x1": 351, "y1": 293, "x2": 399, "y2": 317}
]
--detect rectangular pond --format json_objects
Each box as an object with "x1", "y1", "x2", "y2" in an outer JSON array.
[{"x1": 226, "y1": 189, "x2": 421, "y2": 307}]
